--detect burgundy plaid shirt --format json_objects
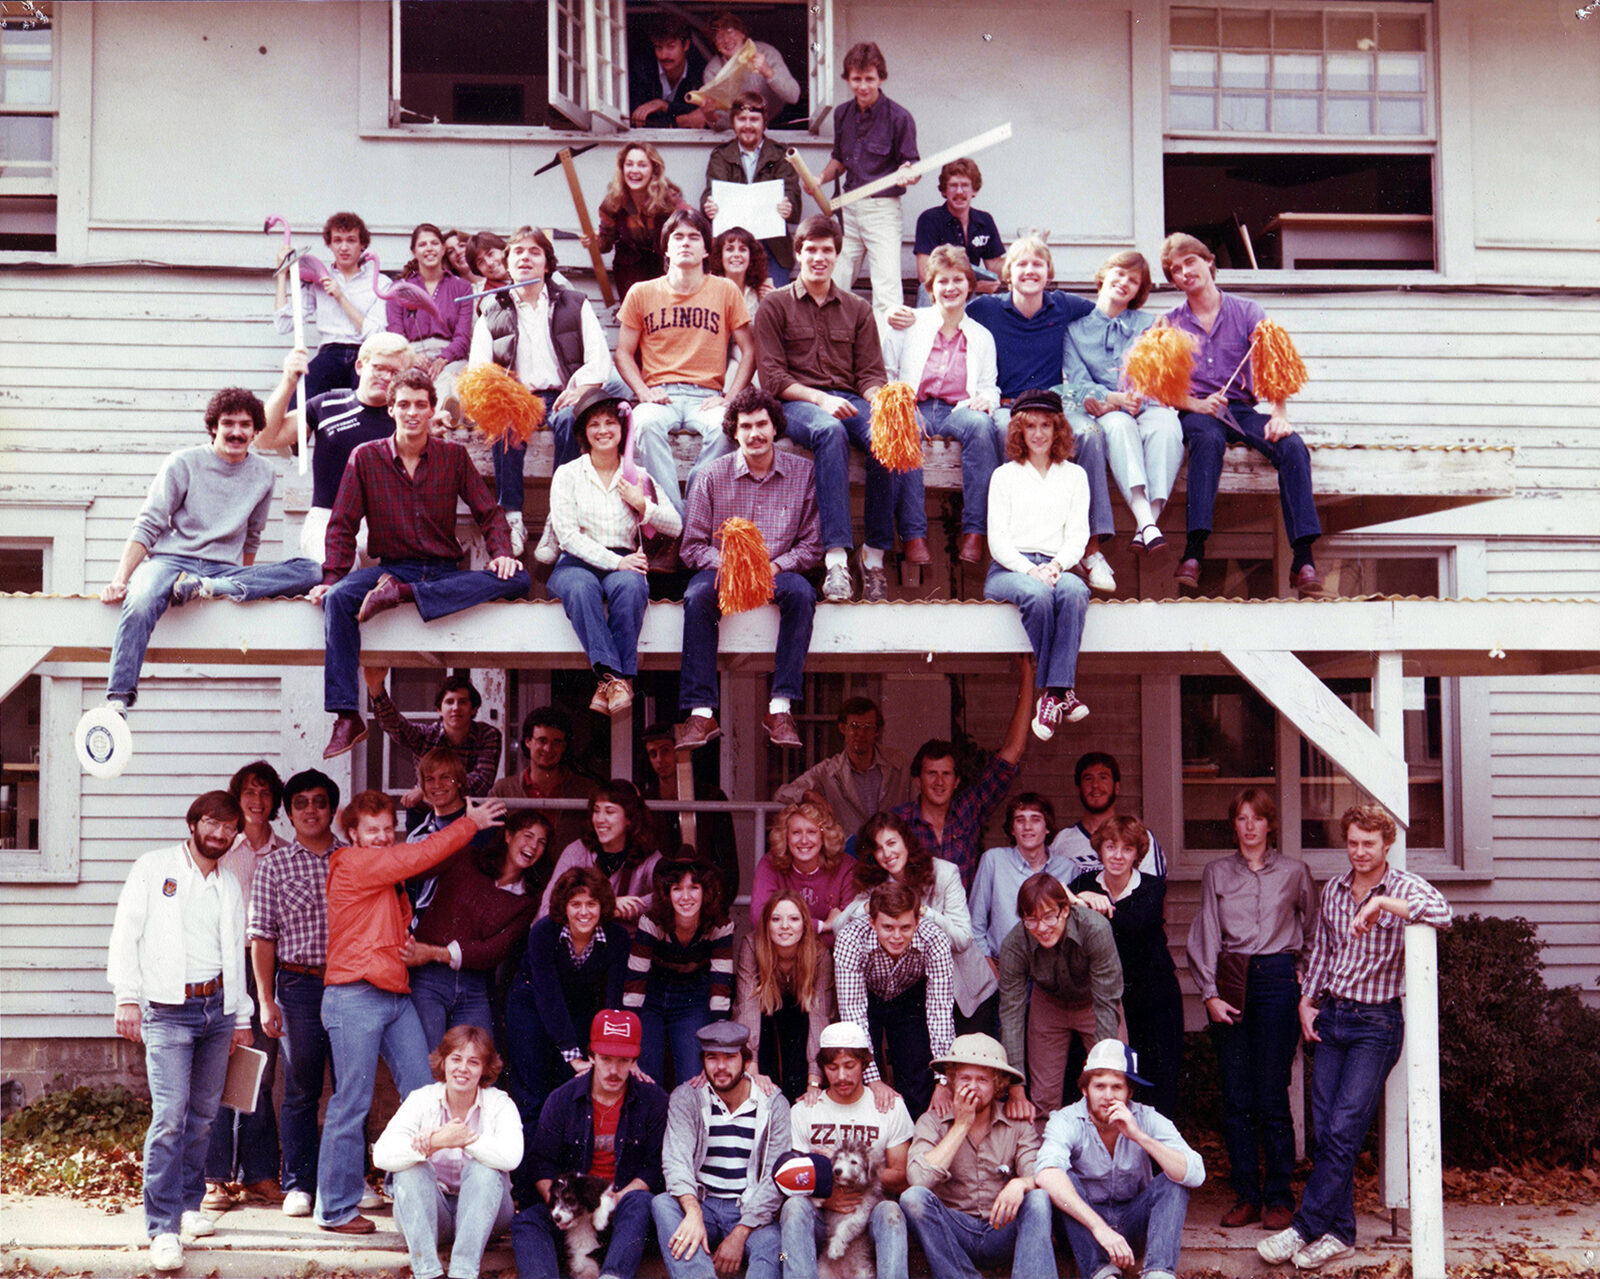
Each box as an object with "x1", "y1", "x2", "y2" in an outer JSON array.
[
  {"x1": 322, "y1": 434, "x2": 512, "y2": 584},
  {"x1": 1301, "y1": 864, "x2": 1452, "y2": 1006},
  {"x1": 892, "y1": 754, "x2": 1020, "y2": 890}
]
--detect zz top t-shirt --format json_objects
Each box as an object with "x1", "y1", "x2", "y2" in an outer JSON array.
[{"x1": 790, "y1": 1088, "x2": 914, "y2": 1161}]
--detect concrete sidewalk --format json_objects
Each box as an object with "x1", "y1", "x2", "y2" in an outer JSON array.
[{"x1": 2, "y1": 1182, "x2": 1597, "y2": 1277}]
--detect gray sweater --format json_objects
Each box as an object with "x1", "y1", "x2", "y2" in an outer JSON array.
[
  {"x1": 662, "y1": 1075, "x2": 789, "y2": 1230},
  {"x1": 130, "y1": 445, "x2": 276, "y2": 563}
]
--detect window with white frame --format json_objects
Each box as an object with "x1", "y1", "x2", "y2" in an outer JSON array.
[
  {"x1": 390, "y1": 0, "x2": 828, "y2": 132},
  {"x1": 0, "y1": 1, "x2": 54, "y2": 252},
  {"x1": 1176, "y1": 550, "x2": 1459, "y2": 862},
  {"x1": 1164, "y1": 2, "x2": 1436, "y2": 271}
]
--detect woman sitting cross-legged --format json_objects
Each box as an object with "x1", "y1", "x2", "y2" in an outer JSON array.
[
  {"x1": 733, "y1": 890, "x2": 837, "y2": 1100},
  {"x1": 373, "y1": 1025, "x2": 521, "y2": 1279},
  {"x1": 985, "y1": 387, "x2": 1094, "y2": 741},
  {"x1": 622, "y1": 856, "x2": 736, "y2": 1089},
  {"x1": 547, "y1": 389, "x2": 682, "y2": 719}
]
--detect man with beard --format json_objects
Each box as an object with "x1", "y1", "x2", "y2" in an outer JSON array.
[
  {"x1": 701, "y1": 92, "x2": 801, "y2": 284},
  {"x1": 109, "y1": 791, "x2": 257, "y2": 1272},
  {"x1": 491, "y1": 707, "x2": 596, "y2": 855},
  {"x1": 1050, "y1": 752, "x2": 1168, "y2": 878}
]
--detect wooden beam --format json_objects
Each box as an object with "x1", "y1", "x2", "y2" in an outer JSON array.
[
  {"x1": 1222, "y1": 647, "x2": 1409, "y2": 824},
  {"x1": 0, "y1": 646, "x2": 48, "y2": 702}
]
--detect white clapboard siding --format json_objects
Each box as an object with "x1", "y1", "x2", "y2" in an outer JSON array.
[{"x1": 0, "y1": 677, "x2": 284, "y2": 1038}]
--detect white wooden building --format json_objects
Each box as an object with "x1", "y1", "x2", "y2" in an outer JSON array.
[{"x1": 2, "y1": 6, "x2": 1598, "y2": 1249}]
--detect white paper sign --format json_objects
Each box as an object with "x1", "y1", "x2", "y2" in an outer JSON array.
[{"x1": 710, "y1": 179, "x2": 786, "y2": 241}]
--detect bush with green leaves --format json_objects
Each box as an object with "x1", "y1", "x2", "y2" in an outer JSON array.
[{"x1": 1437, "y1": 913, "x2": 1600, "y2": 1168}]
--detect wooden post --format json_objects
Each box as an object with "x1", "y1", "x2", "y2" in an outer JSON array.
[
  {"x1": 675, "y1": 754, "x2": 698, "y2": 850},
  {"x1": 558, "y1": 148, "x2": 615, "y2": 308},
  {"x1": 1403, "y1": 924, "x2": 1446, "y2": 1277}
]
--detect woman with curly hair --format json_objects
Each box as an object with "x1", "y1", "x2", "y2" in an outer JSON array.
[
  {"x1": 502, "y1": 867, "x2": 629, "y2": 1160},
  {"x1": 622, "y1": 858, "x2": 736, "y2": 1088},
  {"x1": 733, "y1": 891, "x2": 835, "y2": 1100},
  {"x1": 836, "y1": 812, "x2": 1000, "y2": 1035},
  {"x1": 748, "y1": 800, "x2": 856, "y2": 942},
  {"x1": 536, "y1": 779, "x2": 661, "y2": 923},
  {"x1": 708, "y1": 226, "x2": 772, "y2": 317},
  {"x1": 584, "y1": 143, "x2": 685, "y2": 296}
]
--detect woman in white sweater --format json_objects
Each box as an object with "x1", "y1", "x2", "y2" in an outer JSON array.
[
  {"x1": 373, "y1": 1025, "x2": 522, "y2": 1279},
  {"x1": 985, "y1": 387, "x2": 1094, "y2": 741},
  {"x1": 834, "y1": 812, "x2": 1000, "y2": 1036}
]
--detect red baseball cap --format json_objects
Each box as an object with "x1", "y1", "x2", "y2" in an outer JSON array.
[{"x1": 590, "y1": 1009, "x2": 643, "y2": 1058}]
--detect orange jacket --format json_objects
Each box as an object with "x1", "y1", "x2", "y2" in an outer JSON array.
[{"x1": 325, "y1": 816, "x2": 476, "y2": 993}]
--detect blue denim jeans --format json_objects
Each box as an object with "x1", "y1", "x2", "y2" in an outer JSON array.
[
  {"x1": 547, "y1": 554, "x2": 651, "y2": 677},
  {"x1": 141, "y1": 992, "x2": 234, "y2": 1236},
  {"x1": 638, "y1": 972, "x2": 716, "y2": 1090},
  {"x1": 1057, "y1": 1170, "x2": 1190, "y2": 1278},
  {"x1": 679, "y1": 569, "x2": 814, "y2": 714},
  {"x1": 919, "y1": 400, "x2": 1000, "y2": 534},
  {"x1": 276, "y1": 969, "x2": 332, "y2": 1196},
  {"x1": 995, "y1": 408, "x2": 1113, "y2": 541},
  {"x1": 490, "y1": 389, "x2": 555, "y2": 515},
  {"x1": 1210, "y1": 953, "x2": 1302, "y2": 1208},
  {"x1": 205, "y1": 966, "x2": 280, "y2": 1185},
  {"x1": 1180, "y1": 405, "x2": 1321, "y2": 544},
  {"x1": 653, "y1": 1192, "x2": 781, "y2": 1279},
  {"x1": 633, "y1": 383, "x2": 734, "y2": 493},
  {"x1": 1295, "y1": 997, "x2": 1405, "y2": 1247},
  {"x1": 315, "y1": 981, "x2": 437, "y2": 1227},
  {"x1": 782, "y1": 392, "x2": 924, "y2": 551},
  {"x1": 779, "y1": 1192, "x2": 908, "y2": 1279},
  {"x1": 392, "y1": 1158, "x2": 513, "y2": 1279},
  {"x1": 900, "y1": 1185, "x2": 1056, "y2": 1279},
  {"x1": 108, "y1": 553, "x2": 322, "y2": 705},
  {"x1": 322, "y1": 560, "x2": 530, "y2": 712},
  {"x1": 514, "y1": 1186, "x2": 654, "y2": 1279},
  {"x1": 984, "y1": 554, "x2": 1090, "y2": 691},
  {"x1": 407, "y1": 962, "x2": 494, "y2": 1056},
  {"x1": 1071, "y1": 404, "x2": 1184, "y2": 511}
]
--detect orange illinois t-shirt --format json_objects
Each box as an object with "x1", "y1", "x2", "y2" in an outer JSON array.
[{"x1": 618, "y1": 273, "x2": 750, "y2": 391}]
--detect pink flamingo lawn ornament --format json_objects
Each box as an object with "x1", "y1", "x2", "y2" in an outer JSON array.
[{"x1": 358, "y1": 248, "x2": 448, "y2": 329}]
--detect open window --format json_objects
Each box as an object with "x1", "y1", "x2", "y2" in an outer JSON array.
[
  {"x1": 0, "y1": 1, "x2": 55, "y2": 252},
  {"x1": 1163, "y1": 2, "x2": 1436, "y2": 270},
  {"x1": 391, "y1": 0, "x2": 824, "y2": 133}
]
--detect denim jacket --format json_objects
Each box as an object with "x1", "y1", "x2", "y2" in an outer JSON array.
[{"x1": 526, "y1": 1070, "x2": 669, "y2": 1193}]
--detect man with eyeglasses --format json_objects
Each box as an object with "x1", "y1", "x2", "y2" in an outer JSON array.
[
  {"x1": 109, "y1": 791, "x2": 257, "y2": 1273},
  {"x1": 772, "y1": 696, "x2": 908, "y2": 836},
  {"x1": 246, "y1": 769, "x2": 343, "y2": 1220}
]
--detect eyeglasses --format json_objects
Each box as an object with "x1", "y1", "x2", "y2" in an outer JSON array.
[
  {"x1": 1022, "y1": 910, "x2": 1065, "y2": 932},
  {"x1": 198, "y1": 816, "x2": 240, "y2": 835}
]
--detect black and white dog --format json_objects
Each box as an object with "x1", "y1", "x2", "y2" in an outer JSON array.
[
  {"x1": 822, "y1": 1138, "x2": 885, "y2": 1279},
  {"x1": 546, "y1": 1171, "x2": 614, "y2": 1279}
]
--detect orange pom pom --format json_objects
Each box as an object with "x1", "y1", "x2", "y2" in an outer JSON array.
[
  {"x1": 1124, "y1": 325, "x2": 1198, "y2": 407},
  {"x1": 869, "y1": 382, "x2": 923, "y2": 473},
  {"x1": 716, "y1": 518, "x2": 774, "y2": 615},
  {"x1": 1251, "y1": 319, "x2": 1309, "y2": 402},
  {"x1": 455, "y1": 364, "x2": 547, "y2": 446}
]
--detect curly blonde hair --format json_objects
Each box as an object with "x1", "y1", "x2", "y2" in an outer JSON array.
[
  {"x1": 764, "y1": 801, "x2": 847, "y2": 872},
  {"x1": 600, "y1": 143, "x2": 683, "y2": 225}
]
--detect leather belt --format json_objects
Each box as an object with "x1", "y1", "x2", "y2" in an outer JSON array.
[
  {"x1": 279, "y1": 961, "x2": 326, "y2": 978},
  {"x1": 185, "y1": 976, "x2": 223, "y2": 997}
]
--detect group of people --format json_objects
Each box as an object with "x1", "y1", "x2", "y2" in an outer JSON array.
[{"x1": 109, "y1": 655, "x2": 1450, "y2": 1277}]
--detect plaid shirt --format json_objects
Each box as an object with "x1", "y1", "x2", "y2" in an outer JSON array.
[
  {"x1": 833, "y1": 916, "x2": 955, "y2": 1083},
  {"x1": 247, "y1": 837, "x2": 345, "y2": 967},
  {"x1": 680, "y1": 449, "x2": 822, "y2": 576},
  {"x1": 369, "y1": 688, "x2": 504, "y2": 797},
  {"x1": 1301, "y1": 865, "x2": 1452, "y2": 1006},
  {"x1": 322, "y1": 434, "x2": 512, "y2": 584},
  {"x1": 893, "y1": 754, "x2": 1020, "y2": 890}
]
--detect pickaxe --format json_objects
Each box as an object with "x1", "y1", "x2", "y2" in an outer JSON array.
[{"x1": 533, "y1": 143, "x2": 615, "y2": 307}]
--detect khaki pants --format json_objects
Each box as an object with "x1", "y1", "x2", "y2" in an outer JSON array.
[
  {"x1": 1027, "y1": 987, "x2": 1128, "y2": 1112},
  {"x1": 833, "y1": 194, "x2": 904, "y2": 317}
]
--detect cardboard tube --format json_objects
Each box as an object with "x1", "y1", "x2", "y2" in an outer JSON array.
[{"x1": 785, "y1": 148, "x2": 834, "y2": 216}]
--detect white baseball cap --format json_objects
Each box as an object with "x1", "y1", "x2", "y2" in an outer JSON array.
[{"x1": 818, "y1": 1021, "x2": 872, "y2": 1052}]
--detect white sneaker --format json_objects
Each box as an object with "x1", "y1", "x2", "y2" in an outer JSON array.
[
  {"x1": 1293, "y1": 1233, "x2": 1356, "y2": 1271},
  {"x1": 358, "y1": 1187, "x2": 386, "y2": 1210},
  {"x1": 505, "y1": 511, "x2": 528, "y2": 558},
  {"x1": 822, "y1": 562, "x2": 853, "y2": 602},
  {"x1": 180, "y1": 1210, "x2": 214, "y2": 1238},
  {"x1": 282, "y1": 1189, "x2": 313, "y2": 1217},
  {"x1": 532, "y1": 518, "x2": 559, "y2": 566},
  {"x1": 1082, "y1": 551, "x2": 1116, "y2": 594},
  {"x1": 149, "y1": 1233, "x2": 183, "y2": 1271},
  {"x1": 1258, "y1": 1225, "x2": 1309, "y2": 1264}
]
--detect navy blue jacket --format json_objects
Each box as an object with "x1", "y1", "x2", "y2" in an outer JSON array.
[{"x1": 528, "y1": 1070, "x2": 669, "y2": 1193}]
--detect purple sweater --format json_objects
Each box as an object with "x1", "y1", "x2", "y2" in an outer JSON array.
[{"x1": 387, "y1": 273, "x2": 475, "y2": 362}]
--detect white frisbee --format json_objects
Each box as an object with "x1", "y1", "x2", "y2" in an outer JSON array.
[{"x1": 75, "y1": 705, "x2": 133, "y2": 778}]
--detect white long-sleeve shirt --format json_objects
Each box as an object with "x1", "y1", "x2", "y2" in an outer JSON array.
[
  {"x1": 107, "y1": 843, "x2": 252, "y2": 1026},
  {"x1": 881, "y1": 308, "x2": 1000, "y2": 409},
  {"x1": 548, "y1": 454, "x2": 682, "y2": 571},
  {"x1": 275, "y1": 269, "x2": 386, "y2": 344},
  {"x1": 466, "y1": 288, "x2": 611, "y2": 392},
  {"x1": 986, "y1": 458, "x2": 1090, "y2": 575},
  {"x1": 371, "y1": 1082, "x2": 524, "y2": 1193}
]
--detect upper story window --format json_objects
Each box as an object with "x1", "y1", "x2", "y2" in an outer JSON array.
[
  {"x1": 1163, "y1": 3, "x2": 1437, "y2": 271},
  {"x1": 391, "y1": 0, "x2": 828, "y2": 134},
  {"x1": 0, "y1": 3, "x2": 52, "y2": 186}
]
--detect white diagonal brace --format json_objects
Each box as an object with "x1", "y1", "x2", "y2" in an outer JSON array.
[
  {"x1": 1222, "y1": 648, "x2": 1410, "y2": 827},
  {"x1": 0, "y1": 647, "x2": 50, "y2": 703}
]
